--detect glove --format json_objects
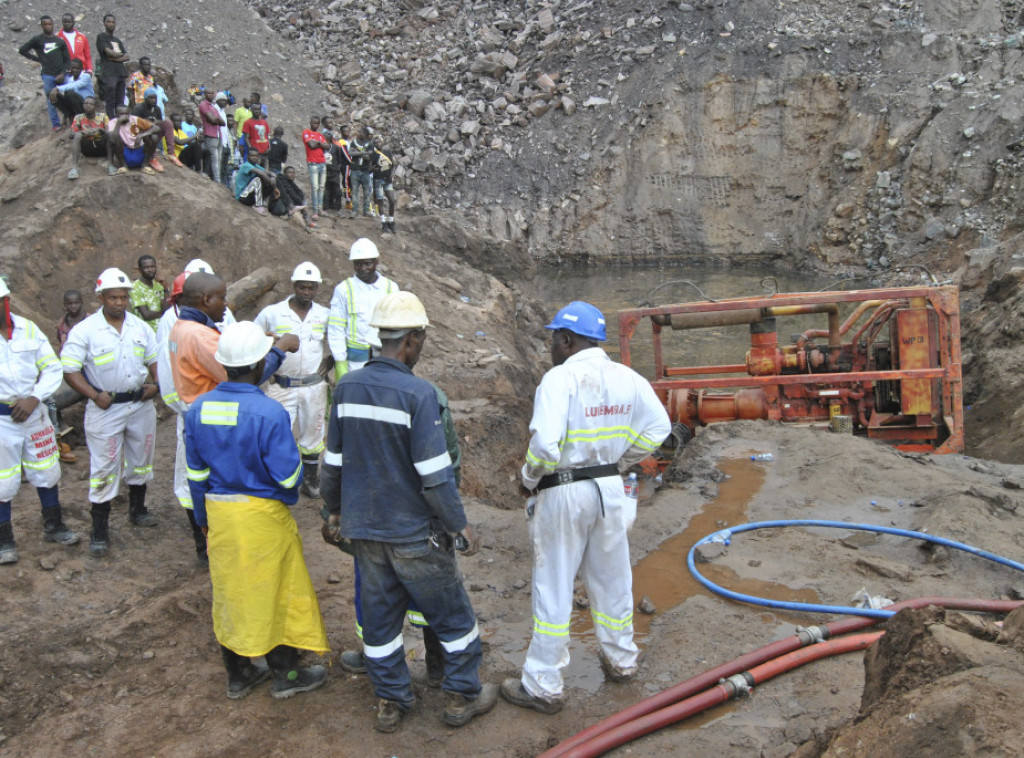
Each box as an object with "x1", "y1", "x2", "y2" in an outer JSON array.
[
  {"x1": 334, "y1": 360, "x2": 349, "y2": 378},
  {"x1": 321, "y1": 514, "x2": 354, "y2": 555}
]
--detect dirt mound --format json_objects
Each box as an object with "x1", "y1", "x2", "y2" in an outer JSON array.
[{"x1": 806, "y1": 606, "x2": 1024, "y2": 756}]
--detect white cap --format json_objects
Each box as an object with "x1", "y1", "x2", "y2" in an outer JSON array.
[
  {"x1": 185, "y1": 259, "x2": 215, "y2": 275},
  {"x1": 291, "y1": 261, "x2": 322, "y2": 283},
  {"x1": 214, "y1": 321, "x2": 274, "y2": 368},
  {"x1": 349, "y1": 238, "x2": 380, "y2": 261},
  {"x1": 0, "y1": 277, "x2": 9, "y2": 299},
  {"x1": 95, "y1": 267, "x2": 132, "y2": 293},
  {"x1": 370, "y1": 291, "x2": 429, "y2": 331},
  {"x1": 215, "y1": 91, "x2": 229, "y2": 102}
]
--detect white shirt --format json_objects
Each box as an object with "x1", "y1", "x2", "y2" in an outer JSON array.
[
  {"x1": 61, "y1": 311, "x2": 157, "y2": 393},
  {"x1": 327, "y1": 274, "x2": 399, "y2": 361},
  {"x1": 254, "y1": 297, "x2": 329, "y2": 377},
  {"x1": 0, "y1": 315, "x2": 62, "y2": 403},
  {"x1": 521, "y1": 347, "x2": 672, "y2": 490}
]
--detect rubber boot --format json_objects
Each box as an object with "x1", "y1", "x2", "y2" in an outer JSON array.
[
  {"x1": 90, "y1": 502, "x2": 111, "y2": 557},
  {"x1": 266, "y1": 644, "x2": 327, "y2": 699},
  {"x1": 42, "y1": 504, "x2": 80, "y2": 546},
  {"x1": 128, "y1": 484, "x2": 157, "y2": 527},
  {"x1": 300, "y1": 462, "x2": 321, "y2": 499},
  {"x1": 0, "y1": 521, "x2": 18, "y2": 565},
  {"x1": 185, "y1": 508, "x2": 208, "y2": 566}
]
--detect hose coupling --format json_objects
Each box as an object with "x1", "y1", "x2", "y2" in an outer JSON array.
[
  {"x1": 722, "y1": 672, "x2": 754, "y2": 698},
  {"x1": 795, "y1": 624, "x2": 830, "y2": 646}
]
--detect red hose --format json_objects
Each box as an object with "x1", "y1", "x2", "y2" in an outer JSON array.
[
  {"x1": 559, "y1": 633, "x2": 884, "y2": 758},
  {"x1": 540, "y1": 597, "x2": 1022, "y2": 758}
]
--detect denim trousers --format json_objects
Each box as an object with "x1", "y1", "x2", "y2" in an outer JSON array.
[
  {"x1": 202, "y1": 136, "x2": 221, "y2": 183},
  {"x1": 350, "y1": 169, "x2": 372, "y2": 214},
  {"x1": 307, "y1": 163, "x2": 326, "y2": 212},
  {"x1": 353, "y1": 535, "x2": 482, "y2": 707},
  {"x1": 41, "y1": 74, "x2": 60, "y2": 128}
]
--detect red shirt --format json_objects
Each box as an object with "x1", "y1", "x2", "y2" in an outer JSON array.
[
  {"x1": 198, "y1": 99, "x2": 223, "y2": 138},
  {"x1": 242, "y1": 118, "x2": 271, "y2": 154},
  {"x1": 302, "y1": 129, "x2": 327, "y2": 164}
]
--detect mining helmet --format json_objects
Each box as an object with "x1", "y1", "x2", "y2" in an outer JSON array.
[
  {"x1": 185, "y1": 258, "x2": 215, "y2": 275},
  {"x1": 545, "y1": 301, "x2": 607, "y2": 342},
  {"x1": 291, "y1": 261, "x2": 322, "y2": 283},
  {"x1": 0, "y1": 277, "x2": 9, "y2": 299},
  {"x1": 169, "y1": 272, "x2": 188, "y2": 303},
  {"x1": 349, "y1": 238, "x2": 380, "y2": 261},
  {"x1": 370, "y1": 291, "x2": 430, "y2": 331},
  {"x1": 95, "y1": 267, "x2": 132, "y2": 293},
  {"x1": 214, "y1": 321, "x2": 274, "y2": 368}
]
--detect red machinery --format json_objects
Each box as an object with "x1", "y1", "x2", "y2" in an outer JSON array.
[{"x1": 618, "y1": 285, "x2": 963, "y2": 454}]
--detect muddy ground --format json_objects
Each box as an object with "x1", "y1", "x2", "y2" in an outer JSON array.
[{"x1": 3, "y1": 420, "x2": 1024, "y2": 757}]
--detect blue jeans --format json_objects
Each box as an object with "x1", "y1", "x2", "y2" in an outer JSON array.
[
  {"x1": 353, "y1": 536, "x2": 482, "y2": 707},
  {"x1": 350, "y1": 169, "x2": 373, "y2": 214},
  {"x1": 202, "y1": 136, "x2": 221, "y2": 183},
  {"x1": 308, "y1": 163, "x2": 326, "y2": 213},
  {"x1": 41, "y1": 74, "x2": 61, "y2": 129}
]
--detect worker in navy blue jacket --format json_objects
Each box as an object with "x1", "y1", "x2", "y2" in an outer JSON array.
[{"x1": 186, "y1": 321, "x2": 328, "y2": 701}]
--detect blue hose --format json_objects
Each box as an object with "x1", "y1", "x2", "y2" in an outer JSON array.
[{"x1": 687, "y1": 519, "x2": 1024, "y2": 619}]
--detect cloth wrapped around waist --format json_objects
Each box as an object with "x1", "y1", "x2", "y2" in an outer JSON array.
[{"x1": 206, "y1": 493, "x2": 329, "y2": 657}]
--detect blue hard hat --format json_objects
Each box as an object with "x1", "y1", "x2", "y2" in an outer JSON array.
[{"x1": 545, "y1": 301, "x2": 607, "y2": 341}]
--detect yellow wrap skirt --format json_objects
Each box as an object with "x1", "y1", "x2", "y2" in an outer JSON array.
[{"x1": 206, "y1": 494, "x2": 329, "y2": 657}]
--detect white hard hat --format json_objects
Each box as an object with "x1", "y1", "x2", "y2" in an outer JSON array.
[
  {"x1": 185, "y1": 259, "x2": 215, "y2": 275},
  {"x1": 95, "y1": 267, "x2": 132, "y2": 292},
  {"x1": 349, "y1": 238, "x2": 380, "y2": 261},
  {"x1": 291, "y1": 261, "x2": 322, "y2": 283},
  {"x1": 214, "y1": 321, "x2": 274, "y2": 368},
  {"x1": 215, "y1": 91, "x2": 229, "y2": 102},
  {"x1": 370, "y1": 291, "x2": 430, "y2": 331},
  {"x1": 0, "y1": 277, "x2": 9, "y2": 299}
]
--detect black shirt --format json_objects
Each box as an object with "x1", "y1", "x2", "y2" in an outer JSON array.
[
  {"x1": 278, "y1": 176, "x2": 305, "y2": 206},
  {"x1": 267, "y1": 138, "x2": 288, "y2": 170},
  {"x1": 18, "y1": 34, "x2": 69, "y2": 76},
  {"x1": 95, "y1": 32, "x2": 127, "y2": 77},
  {"x1": 133, "y1": 101, "x2": 165, "y2": 122}
]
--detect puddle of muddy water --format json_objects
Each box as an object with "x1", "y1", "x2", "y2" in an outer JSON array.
[{"x1": 489, "y1": 457, "x2": 819, "y2": 694}]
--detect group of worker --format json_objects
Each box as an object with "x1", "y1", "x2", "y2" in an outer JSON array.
[{"x1": 0, "y1": 241, "x2": 672, "y2": 732}]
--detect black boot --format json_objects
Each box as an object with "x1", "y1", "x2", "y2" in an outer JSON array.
[
  {"x1": 42, "y1": 504, "x2": 80, "y2": 546},
  {"x1": 221, "y1": 645, "x2": 270, "y2": 700},
  {"x1": 0, "y1": 521, "x2": 18, "y2": 565},
  {"x1": 300, "y1": 462, "x2": 321, "y2": 499},
  {"x1": 266, "y1": 644, "x2": 327, "y2": 700},
  {"x1": 90, "y1": 502, "x2": 111, "y2": 557},
  {"x1": 185, "y1": 508, "x2": 208, "y2": 566},
  {"x1": 128, "y1": 484, "x2": 157, "y2": 527}
]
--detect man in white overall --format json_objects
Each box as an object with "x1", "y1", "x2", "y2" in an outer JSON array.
[{"x1": 501, "y1": 301, "x2": 671, "y2": 713}]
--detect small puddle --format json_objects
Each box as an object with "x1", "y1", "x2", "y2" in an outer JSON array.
[{"x1": 490, "y1": 457, "x2": 820, "y2": 694}]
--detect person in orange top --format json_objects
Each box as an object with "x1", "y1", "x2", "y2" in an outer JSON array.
[{"x1": 168, "y1": 273, "x2": 296, "y2": 406}]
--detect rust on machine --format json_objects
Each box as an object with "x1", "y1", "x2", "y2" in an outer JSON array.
[{"x1": 618, "y1": 285, "x2": 963, "y2": 454}]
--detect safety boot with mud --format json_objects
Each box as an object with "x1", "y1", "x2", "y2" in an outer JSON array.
[
  {"x1": 443, "y1": 682, "x2": 498, "y2": 727},
  {"x1": 375, "y1": 699, "x2": 405, "y2": 733},
  {"x1": 597, "y1": 648, "x2": 639, "y2": 683},
  {"x1": 499, "y1": 678, "x2": 564, "y2": 714},
  {"x1": 89, "y1": 503, "x2": 111, "y2": 557},
  {"x1": 339, "y1": 649, "x2": 367, "y2": 674},
  {"x1": 221, "y1": 646, "x2": 271, "y2": 700},
  {"x1": 128, "y1": 484, "x2": 157, "y2": 527},
  {"x1": 0, "y1": 521, "x2": 18, "y2": 565},
  {"x1": 270, "y1": 665, "x2": 327, "y2": 699},
  {"x1": 300, "y1": 462, "x2": 321, "y2": 499},
  {"x1": 42, "y1": 505, "x2": 80, "y2": 546}
]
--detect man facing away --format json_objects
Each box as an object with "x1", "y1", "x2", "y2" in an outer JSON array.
[{"x1": 500, "y1": 301, "x2": 671, "y2": 713}]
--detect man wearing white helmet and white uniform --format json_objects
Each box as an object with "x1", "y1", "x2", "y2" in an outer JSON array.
[
  {"x1": 501, "y1": 301, "x2": 671, "y2": 713},
  {"x1": 327, "y1": 238, "x2": 398, "y2": 378},
  {"x1": 255, "y1": 262, "x2": 331, "y2": 498},
  {"x1": 62, "y1": 267, "x2": 160, "y2": 557},
  {"x1": 0, "y1": 276, "x2": 79, "y2": 565}
]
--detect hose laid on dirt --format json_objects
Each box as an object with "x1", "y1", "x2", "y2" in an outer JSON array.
[
  {"x1": 552, "y1": 632, "x2": 884, "y2": 758},
  {"x1": 687, "y1": 519, "x2": 1024, "y2": 619},
  {"x1": 539, "y1": 597, "x2": 1022, "y2": 758}
]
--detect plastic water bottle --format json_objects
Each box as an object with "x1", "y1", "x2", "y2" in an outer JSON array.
[
  {"x1": 750, "y1": 453, "x2": 774, "y2": 462},
  {"x1": 624, "y1": 473, "x2": 639, "y2": 498}
]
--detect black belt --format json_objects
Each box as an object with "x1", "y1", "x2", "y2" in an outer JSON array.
[
  {"x1": 273, "y1": 373, "x2": 324, "y2": 388},
  {"x1": 107, "y1": 388, "x2": 146, "y2": 404},
  {"x1": 537, "y1": 463, "x2": 620, "y2": 491}
]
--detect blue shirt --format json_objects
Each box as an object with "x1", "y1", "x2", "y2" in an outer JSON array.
[
  {"x1": 234, "y1": 161, "x2": 261, "y2": 198},
  {"x1": 185, "y1": 382, "x2": 303, "y2": 526},
  {"x1": 321, "y1": 356, "x2": 466, "y2": 542}
]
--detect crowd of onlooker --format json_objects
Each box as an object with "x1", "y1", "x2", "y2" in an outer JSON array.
[{"x1": 16, "y1": 13, "x2": 399, "y2": 234}]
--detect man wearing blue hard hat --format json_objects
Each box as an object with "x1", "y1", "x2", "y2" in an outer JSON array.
[{"x1": 501, "y1": 301, "x2": 671, "y2": 713}]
